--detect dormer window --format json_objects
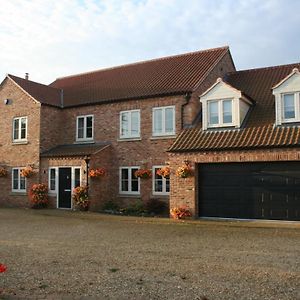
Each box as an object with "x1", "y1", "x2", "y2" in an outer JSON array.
[
  {"x1": 208, "y1": 99, "x2": 233, "y2": 127},
  {"x1": 273, "y1": 68, "x2": 300, "y2": 125}
]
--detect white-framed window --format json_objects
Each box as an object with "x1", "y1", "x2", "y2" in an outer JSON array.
[
  {"x1": 48, "y1": 168, "x2": 58, "y2": 193},
  {"x1": 119, "y1": 167, "x2": 140, "y2": 194},
  {"x1": 120, "y1": 110, "x2": 140, "y2": 139},
  {"x1": 73, "y1": 167, "x2": 81, "y2": 188},
  {"x1": 282, "y1": 93, "x2": 300, "y2": 122},
  {"x1": 152, "y1": 106, "x2": 175, "y2": 136},
  {"x1": 12, "y1": 168, "x2": 26, "y2": 192},
  {"x1": 13, "y1": 116, "x2": 27, "y2": 142},
  {"x1": 76, "y1": 115, "x2": 94, "y2": 141},
  {"x1": 208, "y1": 99, "x2": 233, "y2": 127},
  {"x1": 153, "y1": 166, "x2": 170, "y2": 195}
]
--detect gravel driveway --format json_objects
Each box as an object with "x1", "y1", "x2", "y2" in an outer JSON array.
[{"x1": 0, "y1": 208, "x2": 299, "y2": 300}]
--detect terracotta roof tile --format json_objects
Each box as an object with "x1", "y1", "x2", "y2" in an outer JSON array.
[{"x1": 169, "y1": 63, "x2": 300, "y2": 152}]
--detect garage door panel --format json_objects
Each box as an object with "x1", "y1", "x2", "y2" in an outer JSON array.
[{"x1": 199, "y1": 162, "x2": 300, "y2": 221}]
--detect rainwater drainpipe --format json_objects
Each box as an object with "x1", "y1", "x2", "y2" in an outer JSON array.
[{"x1": 181, "y1": 93, "x2": 191, "y2": 129}]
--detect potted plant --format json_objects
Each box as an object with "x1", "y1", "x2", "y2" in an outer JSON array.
[
  {"x1": 156, "y1": 166, "x2": 170, "y2": 178},
  {"x1": 0, "y1": 167, "x2": 8, "y2": 177},
  {"x1": 21, "y1": 166, "x2": 35, "y2": 178},
  {"x1": 89, "y1": 168, "x2": 106, "y2": 178},
  {"x1": 134, "y1": 169, "x2": 151, "y2": 179},
  {"x1": 175, "y1": 163, "x2": 193, "y2": 178},
  {"x1": 72, "y1": 186, "x2": 89, "y2": 211},
  {"x1": 170, "y1": 206, "x2": 192, "y2": 219},
  {"x1": 29, "y1": 183, "x2": 48, "y2": 209}
]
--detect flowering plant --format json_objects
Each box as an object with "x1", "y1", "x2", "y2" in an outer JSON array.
[
  {"x1": 29, "y1": 183, "x2": 48, "y2": 208},
  {"x1": 156, "y1": 166, "x2": 170, "y2": 178},
  {"x1": 73, "y1": 186, "x2": 89, "y2": 210},
  {"x1": 134, "y1": 169, "x2": 151, "y2": 179},
  {"x1": 175, "y1": 163, "x2": 193, "y2": 178},
  {"x1": 0, "y1": 264, "x2": 7, "y2": 273},
  {"x1": 20, "y1": 166, "x2": 34, "y2": 178},
  {"x1": 89, "y1": 168, "x2": 106, "y2": 178},
  {"x1": 170, "y1": 207, "x2": 192, "y2": 219},
  {"x1": 0, "y1": 167, "x2": 8, "y2": 177}
]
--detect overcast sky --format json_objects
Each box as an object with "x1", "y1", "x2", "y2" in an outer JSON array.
[{"x1": 0, "y1": 0, "x2": 299, "y2": 84}]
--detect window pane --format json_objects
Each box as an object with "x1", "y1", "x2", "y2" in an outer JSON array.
[
  {"x1": 166, "y1": 177, "x2": 170, "y2": 193},
  {"x1": 131, "y1": 111, "x2": 139, "y2": 136},
  {"x1": 121, "y1": 113, "x2": 129, "y2": 136},
  {"x1": 165, "y1": 108, "x2": 174, "y2": 133},
  {"x1": 20, "y1": 118, "x2": 26, "y2": 139},
  {"x1": 13, "y1": 119, "x2": 19, "y2": 140},
  {"x1": 121, "y1": 169, "x2": 128, "y2": 191},
  {"x1": 74, "y1": 169, "x2": 80, "y2": 187},
  {"x1": 283, "y1": 94, "x2": 295, "y2": 119},
  {"x1": 13, "y1": 169, "x2": 19, "y2": 189},
  {"x1": 209, "y1": 102, "x2": 219, "y2": 125},
  {"x1": 50, "y1": 169, "x2": 56, "y2": 190},
  {"x1": 223, "y1": 100, "x2": 232, "y2": 123},
  {"x1": 154, "y1": 109, "x2": 162, "y2": 133},
  {"x1": 86, "y1": 117, "x2": 93, "y2": 138},
  {"x1": 20, "y1": 176, "x2": 26, "y2": 190},
  {"x1": 131, "y1": 168, "x2": 139, "y2": 192},
  {"x1": 77, "y1": 118, "x2": 84, "y2": 138}
]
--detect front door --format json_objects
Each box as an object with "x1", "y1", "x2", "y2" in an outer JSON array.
[{"x1": 58, "y1": 168, "x2": 72, "y2": 209}]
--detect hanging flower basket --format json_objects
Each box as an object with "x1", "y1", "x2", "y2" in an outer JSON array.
[
  {"x1": 156, "y1": 166, "x2": 170, "y2": 178},
  {"x1": 134, "y1": 169, "x2": 151, "y2": 179},
  {"x1": 20, "y1": 166, "x2": 35, "y2": 178},
  {"x1": 73, "y1": 186, "x2": 89, "y2": 210},
  {"x1": 175, "y1": 163, "x2": 193, "y2": 178},
  {"x1": 0, "y1": 167, "x2": 8, "y2": 177},
  {"x1": 170, "y1": 207, "x2": 192, "y2": 219},
  {"x1": 29, "y1": 183, "x2": 48, "y2": 209},
  {"x1": 89, "y1": 168, "x2": 106, "y2": 178}
]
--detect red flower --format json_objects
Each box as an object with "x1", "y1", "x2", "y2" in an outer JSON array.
[{"x1": 0, "y1": 264, "x2": 7, "y2": 273}]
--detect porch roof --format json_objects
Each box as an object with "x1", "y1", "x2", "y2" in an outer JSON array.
[{"x1": 41, "y1": 142, "x2": 110, "y2": 158}]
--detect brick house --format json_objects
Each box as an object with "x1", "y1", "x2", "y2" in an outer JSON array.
[
  {"x1": 169, "y1": 63, "x2": 300, "y2": 221},
  {"x1": 0, "y1": 46, "x2": 235, "y2": 210}
]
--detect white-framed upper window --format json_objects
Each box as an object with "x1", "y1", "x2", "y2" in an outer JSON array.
[
  {"x1": 152, "y1": 106, "x2": 175, "y2": 136},
  {"x1": 282, "y1": 93, "x2": 299, "y2": 122},
  {"x1": 13, "y1": 116, "x2": 27, "y2": 142},
  {"x1": 153, "y1": 166, "x2": 170, "y2": 195},
  {"x1": 119, "y1": 167, "x2": 140, "y2": 195},
  {"x1": 208, "y1": 99, "x2": 233, "y2": 127},
  {"x1": 120, "y1": 110, "x2": 140, "y2": 139},
  {"x1": 76, "y1": 115, "x2": 94, "y2": 141},
  {"x1": 48, "y1": 168, "x2": 58, "y2": 193},
  {"x1": 12, "y1": 168, "x2": 26, "y2": 192}
]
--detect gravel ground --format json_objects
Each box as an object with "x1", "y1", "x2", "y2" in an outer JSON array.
[{"x1": 0, "y1": 208, "x2": 299, "y2": 300}]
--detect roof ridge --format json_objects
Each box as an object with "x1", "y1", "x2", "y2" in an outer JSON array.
[
  {"x1": 52, "y1": 46, "x2": 229, "y2": 82},
  {"x1": 8, "y1": 74, "x2": 61, "y2": 91},
  {"x1": 226, "y1": 62, "x2": 300, "y2": 75}
]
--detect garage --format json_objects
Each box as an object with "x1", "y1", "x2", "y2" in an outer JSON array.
[{"x1": 198, "y1": 162, "x2": 300, "y2": 221}]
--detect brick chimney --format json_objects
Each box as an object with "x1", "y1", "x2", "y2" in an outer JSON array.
[{"x1": 25, "y1": 73, "x2": 29, "y2": 80}]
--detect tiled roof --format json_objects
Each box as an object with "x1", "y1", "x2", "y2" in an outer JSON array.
[
  {"x1": 49, "y1": 46, "x2": 230, "y2": 107},
  {"x1": 8, "y1": 74, "x2": 62, "y2": 107},
  {"x1": 169, "y1": 63, "x2": 300, "y2": 152},
  {"x1": 41, "y1": 142, "x2": 110, "y2": 158}
]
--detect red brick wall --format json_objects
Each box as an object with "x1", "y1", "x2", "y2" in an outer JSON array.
[
  {"x1": 169, "y1": 147, "x2": 300, "y2": 218},
  {"x1": 0, "y1": 78, "x2": 41, "y2": 207}
]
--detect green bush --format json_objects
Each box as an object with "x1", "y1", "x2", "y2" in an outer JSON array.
[
  {"x1": 145, "y1": 198, "x2": 167, "y2": 215},
  {"x1": 119, "y1": 201, "x2": 146, "y2": 216},
  {"x1": 102, "y1": 200, "x2": 120, "y2": 211}
]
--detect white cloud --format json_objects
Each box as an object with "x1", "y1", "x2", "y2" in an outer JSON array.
[{"x1": 0, "y1": 0, "x2": 299, "y2": 84}]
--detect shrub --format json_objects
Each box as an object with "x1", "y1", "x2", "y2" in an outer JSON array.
[
  {"x1": 29, "y1": 183, "x2": 48, "y2": 209},
  {"x1": 145, "y1": 198, "x2": 167, "y2": 215},
  {"x1": 120, "y1": 201, "x2": 146, "y2": 216},
  {"x1": 170, "y1": 207, "x2": 192, "y2": 219},
  {"x1": 102, "y1": 200, "x2": 120, "y2": 212},
  {"x1": 72, "y1": 186, "x2": 89, "y2": 210}
]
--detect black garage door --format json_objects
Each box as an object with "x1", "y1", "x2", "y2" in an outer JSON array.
[{"x1": 198, "y1": 162, "x2": 300, "y2": 221}]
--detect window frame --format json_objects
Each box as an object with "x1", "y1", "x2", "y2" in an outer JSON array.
[
  {"x1": 48, "y1": 167, "x2": 58, "y2": 194},
  {"x1": 152, "y1": 165, "x2": 170, "y2": 195},
  {"x1": 119, "y1": 109, "x2": 141, "y2": 139},
  {"x1": 119, "y1": 166, "x2": 140, "y2": 195},
  {"x1": 11, "y1": 168, "x2": 26, "y2": 193},
  {"x1": 152, "y1": 106, "x2": 176, "y2": 136},
  {"x1": 281, "y1": 92, "x2": 300, "y2": 123},
  {"x1": 76, "y1": 115, "x2": 94, "y2": 142},
  {"x1": 207, "y1": 99, "x2": 234, "y2": 128},
  {"x1": 12, "y1": 116, "x2": 28, "y2": 142}
]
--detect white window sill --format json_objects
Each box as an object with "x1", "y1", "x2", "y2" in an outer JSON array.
[
  {"x1": 12, "y1": 140, "x2": 28, "y2": 145},
  {"x1": 10, "y1": 191, "x2": 27, "y2": 196},
  {"x1": 281, "y1": 119, "x2": 300, "y2": 124},
  {"x1": 119, "y1": 193, "x2": 141, "y2": 198},
  {"x1": 74, "y1": 140, "x2": 95, "y2": 144},
  {"x1": 150, "y1": 135, "x2": 176, "y2": 140},
  {"x1": 117, "y1": 137, "x2": 141, "y2": 142},
  {"x1": 152, "y1": 193, "x2": 170, "y2": 197},
  {"x1": 48, "y1": 191, "x2": 57, "y2": 196}
]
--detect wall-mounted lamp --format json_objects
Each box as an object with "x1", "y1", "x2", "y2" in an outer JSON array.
[{"x1": 4, "y1": 99, "x2": 9, "y2": 105}]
